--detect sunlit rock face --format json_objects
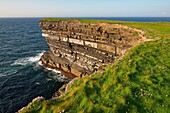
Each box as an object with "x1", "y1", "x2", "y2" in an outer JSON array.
[{"x1": 39, "y1": 19, "x2": 144, "y2": 78}]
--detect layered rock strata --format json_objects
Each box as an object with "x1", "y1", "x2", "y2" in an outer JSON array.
[{"x1": 39, "y1": 19, "x2": 144, "y2": 78}]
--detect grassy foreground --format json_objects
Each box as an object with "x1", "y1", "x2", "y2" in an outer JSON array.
[{"x1": 20, "y1": 20, "x2": 170, "y2": 113}]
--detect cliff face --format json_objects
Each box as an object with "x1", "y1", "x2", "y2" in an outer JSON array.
[{"x1": 39, "y1": 20, "x2": 145, "y2": 78}]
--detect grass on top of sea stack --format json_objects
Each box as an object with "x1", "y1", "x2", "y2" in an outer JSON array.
[
  {"x1": 43, "y1": 18, "x2": 170, "y2": 39},
  {"x1": 20, "y1": 20, "x2": 170, "y2": 113}
]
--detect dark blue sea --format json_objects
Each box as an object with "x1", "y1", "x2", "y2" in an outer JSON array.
[
  {"x1": 0, "y1": 18, "x2": 69, "y2": 113},
  {"x1": 0, "y1": 17, "x2": 170, "y2": 113}
]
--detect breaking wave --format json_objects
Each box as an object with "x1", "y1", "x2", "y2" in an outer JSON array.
[
  {"x1": 38, "y1": 61, "x2": 61, "y2": 74},
  {"x1": 12, "y1": 52, "x2": 44, "y2": 66},
  {"x1": 38, "y1": 61, "x2": 68, "y2": 82},
  {"x1": 45, "y1": 67, "x2": 61, "y2": 74},
  {"x1": 0, "y1": 73, "x2": 6, "y2": 77}
]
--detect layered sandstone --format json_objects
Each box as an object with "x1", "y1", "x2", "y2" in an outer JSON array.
[{"x1": 39, "y1": 19, "x2": 145, "y2": 78}]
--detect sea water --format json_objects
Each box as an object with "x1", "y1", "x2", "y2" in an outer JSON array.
[{"x1": 0, "y1": 18, "x2": 69, "y2": 113}]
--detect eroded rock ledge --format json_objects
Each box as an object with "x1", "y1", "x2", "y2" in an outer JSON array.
[{"x1": 39, "y1": 19, "x2": 145, "y2": 78}]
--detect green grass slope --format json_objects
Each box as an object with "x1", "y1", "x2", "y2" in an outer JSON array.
[{"x1": 20, "y1": 21, "x2": 170, "y2": 113}]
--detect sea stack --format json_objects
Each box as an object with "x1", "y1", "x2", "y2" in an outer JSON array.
[{"x1": 39, "y1": 19, "x2": 144, "y2": 78}]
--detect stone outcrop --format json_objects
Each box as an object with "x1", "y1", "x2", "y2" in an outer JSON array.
[{"x1": 39, "y1": 19, "x2": 145, "y2": 78}]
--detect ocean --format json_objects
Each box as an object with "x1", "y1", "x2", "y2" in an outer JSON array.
[
  {"x1": 0, "y1": 17, "x2": 170, "y2": 113},
  {"x1": 0, "y1": 18, "x2": 69, "y2": 113}
]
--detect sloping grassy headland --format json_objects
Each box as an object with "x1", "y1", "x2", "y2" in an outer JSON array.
[{"x1": 20, "y1": 19, "x2": 170, "y2": 113}]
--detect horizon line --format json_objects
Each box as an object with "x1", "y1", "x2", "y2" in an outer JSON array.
[{"x1": 0, "y1": 16, "x2": 170, "y2": 18}]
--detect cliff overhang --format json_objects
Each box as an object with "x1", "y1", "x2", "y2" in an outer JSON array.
[{"x1": 39, "y1": 19, "x2": 146, "y2": 78}]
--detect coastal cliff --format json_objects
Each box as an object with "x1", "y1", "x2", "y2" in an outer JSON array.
[
  {"x1": 19, "y1": 20, "x2": 170, "y2": 113},
  {"x1": 39, "y1": 19, "x2": 145, "y2": 78}
]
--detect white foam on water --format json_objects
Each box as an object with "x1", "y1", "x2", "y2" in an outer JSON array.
[
  {"x1": 45, "y1": 67, "x2": 61, "y2": 74},
  {"x1": 46, "y1": 78, "x2": 53, "y2": 81},
  {"x1": 0, "y1": 73, "x2": 6, "y2": 77},
  {"x1": 46, "y1": 74, "x2": 68, "y2": 83},
  {"x1": 44, "y1": 67, "x2": 69, "y2": 82},
  {"x1": 37, "y1": 55, "x2": 68, "y2": 82},
  {"x1": 35, "y1": 82, "x2": 40, "y2": 85},
  {"x1": 38, "y1": 61, "x2": 43, "y2": 66},
  {"x1": 12, "y1": 52, "x2": 44, "y2": 66},
  {"x1": 38, "y1": 61, "x2": 61, "y2": 74}
]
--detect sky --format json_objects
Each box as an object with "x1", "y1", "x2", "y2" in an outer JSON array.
[{"x1": 0, "y1": 0, "x2": 170, "y2": 17}]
